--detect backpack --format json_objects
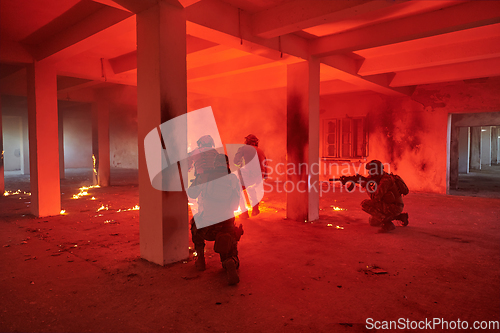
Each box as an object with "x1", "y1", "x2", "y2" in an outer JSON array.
[
  {"x1": 391, "y1": 173, "x2": 409, "y2": 196},
  {"x1": 205, "y1": 173, "x2": 240, "y2": 211}
]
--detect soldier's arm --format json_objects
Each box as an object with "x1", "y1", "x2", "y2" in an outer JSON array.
[
  {"x1": 371, "y1": 177, "x2": 392, "y2": 202},
  {"x1": 234, "y1": 148, "x2": 244, "y2": 167}
]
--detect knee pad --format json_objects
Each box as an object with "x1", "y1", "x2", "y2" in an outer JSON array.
[{"x1": 214, "y1": 233, "x2": 233, "y2": 254}]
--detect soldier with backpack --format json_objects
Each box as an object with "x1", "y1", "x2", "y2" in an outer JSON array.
[
  {"x1": 187, "y1": 154, "x2": 243, "y2": 285},
  {"x1": 360, "y1": 160, "x2": 409, "y2": 233}
]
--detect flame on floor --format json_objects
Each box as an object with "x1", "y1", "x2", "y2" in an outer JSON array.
[
  {"x1": 116, "y1": 205, "x2": 140, "y2": 212},
  {"x1": 97, "y1": 204, "x2": 109, "y2": 212},
  {"x1": 73, "y1": 185, "x2": 100, "y2": 199},
  {"x1": 60, "y1": 210, "x2": 66, "y2": 215},
  {"x1": 4, "y1": 190, "x2": 31, "y2": 196},
  {"x1": 330, "y1": 206, "x2": 346, "y2": 211}
]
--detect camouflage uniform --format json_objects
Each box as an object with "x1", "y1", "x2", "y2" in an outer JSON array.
[
  {"x1": 187, "y1": 146, "x2": 218, "y2": 176},
  {"x1": 361, "y1": 173, "x2": 404, "y2": 227},
  {"x1": 187, "y1": 158, "x2": 242, "y2": 284},
  {"x1": 234, "y1": 135, "x2": 268, "y2": 217}
]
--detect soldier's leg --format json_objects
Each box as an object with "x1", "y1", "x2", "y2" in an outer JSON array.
[
  {"x1": 214, "y1": 219, "x2": 240, "y2": 285},
  {"x1": 361, "y1": 199, "x2": 386, "y2": 226},
  {"x1": 190, "y1": 218, "x2": 206, "y2": 271},
  {"x1": 238, "y1": 187, "x2": 250, "y2": 219},
  {"x1": 246, "y1": 185, "x2": 260, "y2": 216},
  {"x1": 378, "y1": 204, "x2": 404, "y2": 233}
]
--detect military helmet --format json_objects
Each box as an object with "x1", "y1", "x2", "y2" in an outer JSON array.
[
  {"x1": 245, "y1": 134, "x2": 259, "y2": 146},
  {"x1": 365, "y1": 160, "x2": 384, "y2": 175},
  {"x1": 197, "y1": 135, "x2": 215, "y2": 148}
]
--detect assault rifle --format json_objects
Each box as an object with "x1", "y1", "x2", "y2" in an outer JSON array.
[{"x1": 329, "y1": 174, "x2": 373, "y2": 192}]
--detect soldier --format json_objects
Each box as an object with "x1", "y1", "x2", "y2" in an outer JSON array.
[
  {"x1": 188, "y1": 154, "x2": 243, "y2": 285},
  {"x1": 188, "y1": 135, "x2": 219, "y2": 177},
  {"x1": 233, "y1": 134, "x2": 268, "y2": 218},
  {"x1": 361, "y1": 160, "x2": 409, "y2": 233}
]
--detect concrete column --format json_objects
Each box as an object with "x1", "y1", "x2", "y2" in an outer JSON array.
[
  {"x1": 27, "y1": 62, "x2": 61, "y2": 217},
  {"x1": 491, "y1": 126, "x2": 498, "y2": 165},
  {"x1": 449, "y1": 121, "x2": 459, "y2": 190},
  {"x1": 497, "y1": 130, "x2": 500, "y2": 164},
  {"x1": 458, "y1": 127, "x2": 469, "y2": 174},
  {"x1": 91, "y1": 100, "x2": 110, "y2": 186},
  {"x1": 59, "y1": 108, "x2": 65, "y2": 179},
  {"x1": 137, "y1": 1, "x2": 189, "y2": 265},
  {"x1": 286, "y1": 58, "x2": 320, "y2": 222},
  {"x1": 0, "y1": 96, "x2": 4, "y2": 194},
  {"x1": 469, "y1": 127, "x2": 481, "y2": 170},
  {"x1": 22, "y1": 115, "x2": 30, "y2": 175},
  {"x1": 480, "y1": 126, "x2": 491, "y2": 167}
]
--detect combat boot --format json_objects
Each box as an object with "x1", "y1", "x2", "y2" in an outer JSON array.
[
  {"x1": 223, "y1": 258, "x2": 239, "y2": 285},
  {"x1": 395, "y1": 212, "x2": 409, "y2": 226},
  {"x1": 377, "y1": 221, "x2": 396, "y2": 233},
  {"x1": 251, "y1": 203, "x2": 260, "y2": 216},
  {"x1": 195, "y1": 249, "x2": 206, "y2": 271}
]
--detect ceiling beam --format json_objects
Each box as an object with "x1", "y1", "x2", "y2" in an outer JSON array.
[
  {"x1": 358, "y1": 35, "x2": 500, "y2": 76},
  {"x1": 310, "y1": 0, "x2": 500, "y2": 57},
  {"x1": 320, "y1": 54, "x2": 414, "y2": 96},
  {"x1": 0, "y1": 40, "x2": 33, "y2": 64},
  {"x1": 188, "y1": 55, "x2": 277, "y2": 81},
  {"x1": 390, "y1": 58, "x2": 500, "y2": 87},
  {"x1": 108, "y1": 45, "x2": 251, "y2": 74},
  {"x1": 29, "y1": 7, "x2": 134, "y2": 63},
  {"x1": 251, "y1": 0, "x2": 408, "y2": 39},
  {"x1": 185, "y1": 0, "x2": 309, "y2": 62}
]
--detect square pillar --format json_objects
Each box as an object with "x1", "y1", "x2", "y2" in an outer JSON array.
[
  {"x1": 0, "y1": 96, "x2": 4, "y2": 194},
  {"x1": 27, "y1": 62, "x2": 61, "y2": 217},
  {"x1": 470, "y1": 127, "x2": 481, "y2": 170},
  {"x1": 286, "y1": 58, "x2": 320, "y2": 222},
  {"x1": 491, "y1": 126, "x2": 498, "y2": 165},
  {"x1": 137, "y1": 1, "x2": 189, "y2": 265},
  {"x1": 458, "y1": 127, "x2": 469, "y2": 174},
  {"x1": 59, "y1": 108, "x2": 65, "y2": 179},
  {"x1": 91, "y1": 99, "x2": 110, "y2": 186},
  {"x1": 480, "y1": 126, "x2": 491, "y2": 167},
  {"x1": 22, "y1": 115, "x2": 30, "y2": 175}
]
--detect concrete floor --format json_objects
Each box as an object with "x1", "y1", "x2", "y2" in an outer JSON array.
[{"x1": 1, "y1": 168, "x2": 499, "y2": 332}]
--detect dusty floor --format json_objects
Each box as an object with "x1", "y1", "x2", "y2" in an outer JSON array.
[{"x1": 1, "y1": 168, "x2": 499, "y2": 332}]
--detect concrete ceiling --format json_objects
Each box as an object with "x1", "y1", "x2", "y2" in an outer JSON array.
[{"x1": 1, "y1": 0, "x2": 499, "y2": 101}]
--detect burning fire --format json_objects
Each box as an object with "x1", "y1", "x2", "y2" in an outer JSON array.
[
  {"x1": 60, "y1": 210, "x2": 66, "y2": 215},
  {"x1": 116, "y1": 205, "x2": 140, "y2": 212},
  {"x1": 327, "y1": 224, "x2": 344, "y2": 229},
  {"x1": 97, "y1": 204, "x2": 109, "y2": 212},
  {"x1": 92, "y1": 154, "x2": 97, "y2": 176},
  {"x1": 4, "y1": 190, "x2": 31, "y2": 196},
  {"x1": 72, "y1": 185, "x2": 100, "y2": 199},
  {"x1": 331, "y1": 206, "x2": 345, "y2": 211}
]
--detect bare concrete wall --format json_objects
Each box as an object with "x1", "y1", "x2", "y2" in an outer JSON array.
[
  {"x1": 2, "y1": 115, "x2": 22, "y2": 171},
  {"x1": 320, "y1": 77, "x2": 500, "y2": 194},
  {"x1": 470, "y1": 127, "x2": 482, "y2": 170},
  {"x1": 63, "y1": 106, "x2": 92, "y2": 168},
  {"x1": 109, "y1": 104, "x2": 138, "y2": 169}
]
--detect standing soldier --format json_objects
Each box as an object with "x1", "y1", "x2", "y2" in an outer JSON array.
[
  {"x1": 234, "y1": 134, "x2": 268, "y2": 218},
  {"x1": 361, "y1": 160, "x2": 409, "y2": 233}
]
